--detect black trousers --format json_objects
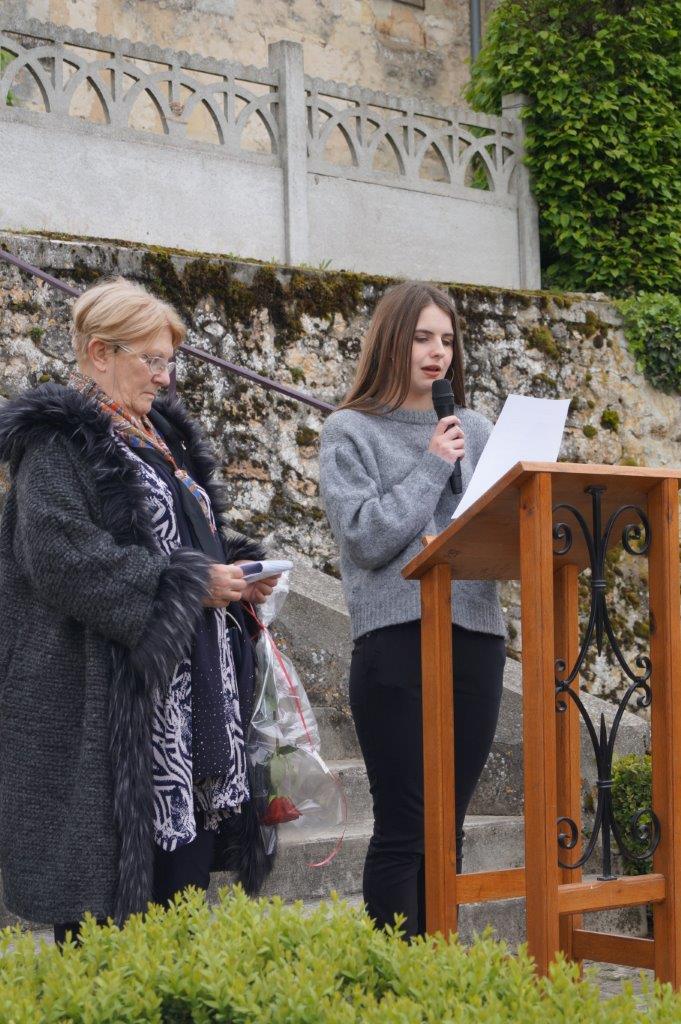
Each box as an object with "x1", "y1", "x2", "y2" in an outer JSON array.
[
  {"x1": 54, "y1": 815, "x2": 216, "y2": 945},
  {"x1": 349, "y1": 620, "x2": 505, "y2": 939}
]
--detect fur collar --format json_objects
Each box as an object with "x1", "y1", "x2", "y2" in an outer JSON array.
[{"x1": 0, "y1": 384, "x2": 262, "y2": 563}]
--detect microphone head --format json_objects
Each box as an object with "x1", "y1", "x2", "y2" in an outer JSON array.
[
  {"x1": 431, "y1": 378, "x2": 454, "y2": 401},
  {"x1": 432, "y1": 378, "x2": 455, "y2": 419}
]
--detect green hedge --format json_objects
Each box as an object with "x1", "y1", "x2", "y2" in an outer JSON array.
[
  {"x1": 466, "y1": 1, "x2": 681, "y2": 297},
  {"x1": 1, "y1": 888, "x2": 681, "y2": 1021},
  {"x1": 612, "y1": 753, "x2": 654, "y2": 875}
]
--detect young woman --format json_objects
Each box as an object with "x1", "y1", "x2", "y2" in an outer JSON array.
[{"x1": 319, "y1": 281, "x2": 506, "y2": 939}]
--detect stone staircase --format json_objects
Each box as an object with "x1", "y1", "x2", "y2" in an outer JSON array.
[
  {"x1": 2, "y1": 559, "x2": 651, "y2": 947},
  {"x1": 211, "y1": 560, "x2": 651, "y2": 945}
]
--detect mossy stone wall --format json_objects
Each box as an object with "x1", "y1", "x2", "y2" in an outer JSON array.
[{"x1": 2, "y1": 232, "x2": 680, "y2": 706}]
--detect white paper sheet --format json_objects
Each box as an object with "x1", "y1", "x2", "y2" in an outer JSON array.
[{"x1": 453, "y1": 394, "x2": 571, "y2": 520}]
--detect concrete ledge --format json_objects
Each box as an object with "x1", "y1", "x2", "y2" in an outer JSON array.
[{"x1": 273, "y1": 560, "x2": 353, "y2": 711}]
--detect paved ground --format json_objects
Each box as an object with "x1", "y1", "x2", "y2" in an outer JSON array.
[{"x1": 585, "y1": 961, "x2": 655, "y2": 1001}]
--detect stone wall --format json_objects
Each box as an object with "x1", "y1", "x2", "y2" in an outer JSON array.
[
  {"x1": 2, "y1": 231, "x2": 680, "y2": 706},
  {"x1": 7, "y1": 0, "x2": 473, "y2": 107}
]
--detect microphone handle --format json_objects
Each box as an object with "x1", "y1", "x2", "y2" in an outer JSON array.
[
  {"x1": 450, "y1": 458, "x2": 462, "y2": 495},
  {"x1": 432, "y1": 397, "x2": 463, "y2": 496}
]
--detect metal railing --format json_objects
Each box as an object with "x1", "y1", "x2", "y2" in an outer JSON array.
[{"x1": 0, "y1": 247, "x2": 334, "y2": 413}]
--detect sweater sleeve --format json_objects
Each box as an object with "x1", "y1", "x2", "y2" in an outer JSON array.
[
  {"x1": 320, "y1": 427, "x2": 453, "y2": 571},
  {"x1": 13, "y1": 438, "x2": 212, "y2": 651}
]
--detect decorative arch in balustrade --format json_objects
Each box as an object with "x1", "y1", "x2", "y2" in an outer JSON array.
[
  {"x1": 0, "y1": 30, "x2": 280, "y2": 158},
  {"x1": 306, "y1": 79, "x2": 519, "y2": 197}
]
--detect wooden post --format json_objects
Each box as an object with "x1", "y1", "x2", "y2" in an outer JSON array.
[
  {"x1": 554, "y1": 563, "x2": 583, "y2": 961},
  {"x1": 421, "y1": 562, "x2": 457, "y2": 936},
  {"x1": 648, "y1": 478, "x2": 681, "y2": 986},
  {"x1": 519, "y1": 472, "x2": 561, "y2": 973}
]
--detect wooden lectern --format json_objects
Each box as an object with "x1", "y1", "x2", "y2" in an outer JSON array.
[{"x1": 402, "y1": 462, "x2": 681, "y2": 985}]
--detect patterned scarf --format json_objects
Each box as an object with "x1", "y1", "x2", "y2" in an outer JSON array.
[{"x1": 69, "y1": 371, "x2": 216, "y2": 533}]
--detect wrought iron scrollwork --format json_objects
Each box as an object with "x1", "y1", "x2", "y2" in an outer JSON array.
[{"x1": 553, "y1": 486, "x2": 660, "y2": 879}]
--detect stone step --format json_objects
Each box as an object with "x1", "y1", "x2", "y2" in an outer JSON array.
[
  {"x1": 297, "y1": 893, "x2": 642, "y2": 959},
  {"x1": 328, "y1": 758, "x2": 369, "y2": 823},
  {"x1": 315, "y1": 706, "x2": 361, "y2": 761},
  {"x1": 210, "y1": 815, "x2": 528, "y2": 905},
  {"x1": 206, "y1": 816, "x2": 511, "y2": 905},
  {"x1": 297, "y1": 752, "x2": 634, "y2": 884},
  {"x1": 314, "y1": 677, "x2": 647, "y2": 824},
  {"x1": 209, "y1": 813, "x2": 645, "y2": 946},
  {"x1": 315, "y1": 658, "x2": 649, "y2": 817},
  {"x1": 457, "y1": 900, "x2": 647, "y2": 948}
]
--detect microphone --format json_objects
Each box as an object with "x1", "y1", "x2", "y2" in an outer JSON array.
[{"x1": 431, "y1": 379, "x2": 462, "y2": 495}]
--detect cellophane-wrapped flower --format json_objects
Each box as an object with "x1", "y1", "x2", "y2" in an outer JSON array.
[{"x1": 247, "y1": 575, "x2": 345, "y2": 853}]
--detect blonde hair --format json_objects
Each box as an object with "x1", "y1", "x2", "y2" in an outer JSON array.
[
  {"x1": 339, "y1": 281, "x2": 466, "y2": 413},
  {"x1": 71, "y1": 277, "x2": 186, "y2": 360}
]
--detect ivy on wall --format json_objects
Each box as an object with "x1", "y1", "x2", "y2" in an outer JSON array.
[
  {"x1": 466, "y1": 0, "x2": 681, "y2": 298},
  {"x1": 617, "y1": 292, "x2": 681, "y2": 393}
]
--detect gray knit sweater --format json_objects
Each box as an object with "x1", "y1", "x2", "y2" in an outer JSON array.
[{"x1": 319, "y1": 405, "x2": 506, "y2": 640}]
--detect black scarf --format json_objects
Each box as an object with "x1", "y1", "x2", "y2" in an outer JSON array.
[{"x1": 139, "y1": 410, "x2": 239, "y2": 780}]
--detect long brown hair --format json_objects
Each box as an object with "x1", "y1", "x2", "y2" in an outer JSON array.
[{"x1": 338, "y1": 281, "x2": 466, "y2": 413}]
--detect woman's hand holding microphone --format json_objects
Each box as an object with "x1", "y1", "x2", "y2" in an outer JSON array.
[
  {"x1": 203, "y1": 563, "x2": 281, "y2": 608},
  {"x1": 428, "y1": 415, "x2": 465, "y2": 466}
]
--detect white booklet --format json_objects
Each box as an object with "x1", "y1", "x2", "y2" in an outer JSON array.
[
  {"x1": 240, "y1": 559, "x2": 294, "y2": 582},
  {"x1": 453, "y1": 394, "x2": 571, "y2": 520}
]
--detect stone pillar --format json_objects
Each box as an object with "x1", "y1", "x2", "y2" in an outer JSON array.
[
  {"x1": 502, "y1": 92, "x2": 541, "y2": 290},
  {"x1": 269, "y1": 40, "x2": 309, "y2": 267}
]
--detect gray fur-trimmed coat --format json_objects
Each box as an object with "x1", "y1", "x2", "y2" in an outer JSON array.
[{"x1": 0, "y1": 384, "x2": 267, "y2": 925}]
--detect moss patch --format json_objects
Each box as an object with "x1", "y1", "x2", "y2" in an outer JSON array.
[
  {"x1": 526, "y1": 324, "x2": 560, "y2": 359},
  {"x1": 548, "y1": 292, "x2": 574, "y2": 309},
  {"x1": 600, "y1": 408, "x2": 620, "y2": 432},
  {"x1": 69, "y1": 259, "x2": 103, "y2": 285},
  {"x1": 528, "y1": 372, "x2": 557, "y2": 387},
  {"x1": 8, "y1": 298, "x2": 40, "y2": 314},
  {"x1": 296, "y1": 426, "x2": 318, "y2": 446},
  {"x1": 141, "y1": 253, "x2": 387, "y2": 345},
  {"x1": 573, "y1": 310, "x2": 607, "y2": 338},
  {"x1": 29, "y1": 326, "x2": 44, "y2": 342},
  {"x1": 633, "y1": 618, "x2": 650, "y2": 640},
  {"x1": 582, "y1": 424, "x2": 597, "y2": 439}
]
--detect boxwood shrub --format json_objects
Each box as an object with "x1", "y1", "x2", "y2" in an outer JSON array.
[
  {"x1": 1, "y1": 887, "x2": 681, "y2": 1022},
  {"x1": 612, "y1": 753, "x2": 655, "y2": 875}
]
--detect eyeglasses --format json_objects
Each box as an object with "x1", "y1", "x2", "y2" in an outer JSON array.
[{"x1": 114, "y1": 344, "x2": 176, "y2": 376}]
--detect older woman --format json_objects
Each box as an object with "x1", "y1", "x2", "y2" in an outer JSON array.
[{"x1": 0, "y1": 277, "x2": 275, "y2": 942}]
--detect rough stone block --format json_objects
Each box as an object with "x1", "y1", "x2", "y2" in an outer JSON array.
[{"x1": 272, "y1": 560, "x2": 353, "y2": 711}]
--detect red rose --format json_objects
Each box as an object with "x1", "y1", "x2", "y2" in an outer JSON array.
[{"x1": 260, "y1": 795, "x2": 301, "y2": 825}]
